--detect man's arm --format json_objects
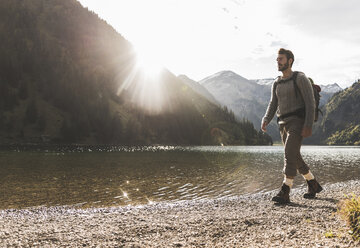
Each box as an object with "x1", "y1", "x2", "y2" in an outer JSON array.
[{"x1": 261, "y1": 81, "x2": 278, "y2": 132}]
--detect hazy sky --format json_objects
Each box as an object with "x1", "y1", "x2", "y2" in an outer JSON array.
[{"x1": 78, "y1": 0, "x2": 360, "y2": 88}]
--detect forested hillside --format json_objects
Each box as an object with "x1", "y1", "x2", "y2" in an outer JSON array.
[
  {"x1": 0, "y1": 0, "x2": 272, "y2": 145},
  {"x1": 306, "y1": 80, "x2": 360, "y2": 145}
]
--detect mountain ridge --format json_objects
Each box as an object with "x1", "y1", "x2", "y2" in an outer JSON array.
[
  {"x1": 187, "y1": 70, "x2": 343, "y2": 142},
  {"x1": 177, "y1": 75, "x2": 219, "y2": 105},
  {"x1": 0, "y1": 0, "x2": 272, "y2": 146}
]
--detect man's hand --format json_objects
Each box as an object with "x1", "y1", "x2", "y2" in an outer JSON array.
[
  {"x1": 261, "y1": 121, "x2": 268, "y2": 132},
  {"x1": 301, "y1": 126, "x2": 312, "y2": 137}
]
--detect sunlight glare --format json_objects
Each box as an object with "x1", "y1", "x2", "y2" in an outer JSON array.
[
  {"x1": 116, "y1": 42, "x2": 169, "y2": 114},
  {"x1": 145, "y1": 196, "x2": 154, "y2": 205},
  {"x1": 134, "y1": 44, "x2": 164, "y2": 79},
  {"x1": 119, "y1": 43, "x2": 168, "y2": 114}
]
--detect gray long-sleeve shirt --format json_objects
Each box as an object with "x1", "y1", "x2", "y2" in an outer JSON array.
[{"x1": 262, "y1": 71, "x2": 315, "y2": 128}]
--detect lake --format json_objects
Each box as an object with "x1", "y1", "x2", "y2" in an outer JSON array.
[{"x1": 1, "y1": 146, "x2": 360, "y2": 209}]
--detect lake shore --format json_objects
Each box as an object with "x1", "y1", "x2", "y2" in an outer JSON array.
[{"x1": 1, "y1": 180, "x2": 360, "y2": 247}]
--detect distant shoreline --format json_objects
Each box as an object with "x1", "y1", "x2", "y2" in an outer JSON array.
[
  {"x1": 1, "y1": 143, "x2": 359, "y2": 152},
  {"x1": 1, "y1": 180, "x2": 360, "y2": 247}
]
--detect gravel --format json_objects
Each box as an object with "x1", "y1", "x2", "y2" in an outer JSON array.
[{"x1": 1, "y1": 180, "x2": 360, "y2": 247}]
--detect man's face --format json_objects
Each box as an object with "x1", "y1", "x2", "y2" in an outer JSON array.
[{"x1": 277, "y1": 54, "x2": 290, "y2": 71}]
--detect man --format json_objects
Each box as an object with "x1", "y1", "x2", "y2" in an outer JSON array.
[{"x1": 261, "y1": 48, "x2": 323, "y2": 204}]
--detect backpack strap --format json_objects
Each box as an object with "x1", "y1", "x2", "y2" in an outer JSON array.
[
  {"x1": 273, "y1": 76, "x2": 281, "y2": 94},
  {"x1": 292, "y1": 71, "x2": 300, "y2": 98}
]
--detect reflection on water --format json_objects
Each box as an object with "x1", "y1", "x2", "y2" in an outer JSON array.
[{"x1": 0, "y1": 146, "x2": 360, "y2": 209}]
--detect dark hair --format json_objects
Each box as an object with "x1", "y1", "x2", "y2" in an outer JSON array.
[{"x1": 278, "y1": 48, "x2": 294, "y2": 67}]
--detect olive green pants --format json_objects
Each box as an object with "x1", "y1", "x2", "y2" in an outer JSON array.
[{"x1": 279, "y1": 117, "x2": 310, "y2": 177}]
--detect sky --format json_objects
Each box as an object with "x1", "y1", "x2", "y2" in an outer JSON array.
[{"x1": 77, "y1": 0, "x2": 360, "y2": 88}]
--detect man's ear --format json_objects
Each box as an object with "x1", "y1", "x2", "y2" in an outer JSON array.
[{"x1": 289, "y1": 58, "x2": 294, "y2": 67}]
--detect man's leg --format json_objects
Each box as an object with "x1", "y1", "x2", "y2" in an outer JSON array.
[
  {"x1": 282, "y1": 119, "x2": 305, "y2": 178},
  {"x1": 302, "y1": 171, "x2": 323, "y2": 199},
  {"x1": 272, "y1": 123, "x2": 293, "y2": 204},
  {"x1": 286, "y1": 118, "x2": 323, "y2": 199}
]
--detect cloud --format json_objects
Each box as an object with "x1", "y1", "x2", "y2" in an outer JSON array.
[
  {"x1": 252, "y1": 46, "x2": 265, "y2": 55},
  {"x1": 270, "y1": 40, "x2": 288, "y2": 48},
  {"x1": 280, "y1": 0, "x2": 360, "y2": 44},
  {"x1": 222, "y1": 7, "x2": 230, "y2": 13},
  {"x1": 266, "y1": 33, "x2": 289, "y2": 48},
  {"x1": 229, "y1": 0, "x2": 246, "y2": 6}
]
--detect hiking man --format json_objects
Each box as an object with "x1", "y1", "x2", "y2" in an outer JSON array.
[{"x1": 261, "y1": 48, "x2": 322, "y2": 204}]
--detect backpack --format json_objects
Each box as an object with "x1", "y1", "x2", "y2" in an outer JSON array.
[
  {"x1": 275, "y1": 71, "x2": 322, "y2": 122},
  {"x1": 306, "y1": 77, "x2": 322, "y2": 122}
]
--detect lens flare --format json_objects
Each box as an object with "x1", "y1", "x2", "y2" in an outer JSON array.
[
  {"x1": 135, "y1": 49, "x2": 164, "y2": 79},
  {"x1": 145, "y1": 196, "x2": 154, "y2": 205},
  {"x1": 117, "y1": 44, "x2": 168, "y2": 114}
]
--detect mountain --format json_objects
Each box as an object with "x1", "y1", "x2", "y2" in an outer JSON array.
[
  {"x1": 177, "y1": 75, "x2": 219, "y2": 105},
  {"x1": 306, "y1": 80, "x2": 360, "y2": 145},
  {"x1": 199, "y1": 71, "x2": 280, "y2": 141},
  {"x1": 0, "y1": 0, "x2": 272, "y2": 146},
  {"x1": 249, "y1": 78, "x2": 274, "y2": 86},
  {"x1": 197, "y1": 71, "x2": 343, "y2": 142},
  {"x1": 321, "y1": 83, "x2": 343, "y2": 94},
  {"x1": 319, "y1": 83, "x2": 343, "y2": 106},
  {"x1": 200, "y1": 71, "x2": 260, "y2": 103}
]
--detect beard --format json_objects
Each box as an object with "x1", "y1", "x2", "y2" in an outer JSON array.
[{"x1": 278, "y1": 61, "x2": 289, "y2": 71}]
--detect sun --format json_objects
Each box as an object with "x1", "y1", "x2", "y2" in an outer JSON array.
[
  {"x1": 134, "y1": 44, "x2": 165, "y2": 79},
  {"x1": 116, "y1": 43, "x2": 169, "y2": 114}
]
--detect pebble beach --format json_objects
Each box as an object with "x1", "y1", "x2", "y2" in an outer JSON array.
[{"x1": 1, "y1": 181, "x2": 360, "y2": 247}]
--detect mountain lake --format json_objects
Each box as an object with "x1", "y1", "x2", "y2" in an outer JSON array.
[{"x1": 1, "y1": 145, "x2": 360, "y2": 209}]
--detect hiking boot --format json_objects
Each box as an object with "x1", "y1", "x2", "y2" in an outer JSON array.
[
  {"x1": 303, "y1": 179, "x2": 323, "y2": 199},
  {"x1": 272, "y1": 184, "x2": 290, "y2": 204}
]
